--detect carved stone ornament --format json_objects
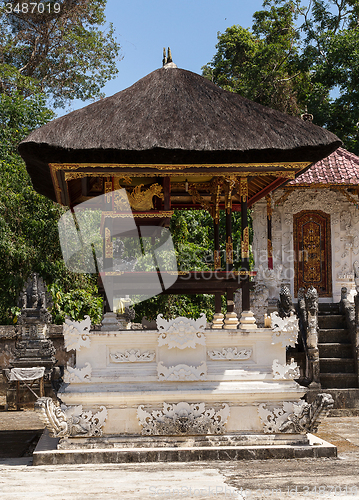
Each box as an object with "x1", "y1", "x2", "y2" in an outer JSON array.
[
  {"x1": 258, "y1": 393, "x2": 334, "y2": 434},
  {"x1": 137, "y1": 402, "x2": 230, "y2": 436},
  {"x1": 270, "y1": 312, "x2": 299, "y2": 347},
  {"x1": 272, "y1": 359, "x2": 300, "y2": 380},
  {"x1": 157, "y1": 361, "x2": 207, "y2": 381},
  {"x1": 110, "y1": 349, "x2": 155, "y2": 363},
  {"x1": 276, "y1": 189, "x2": 345, "y2": 219},
  {"x1": 63, "y1": 362, "x2": 92, "y2": 383},
  {"x1": 63, "y1": 315, "x2": 91, "y2": 351},
  {"x1": 157, "y1": 314, "x2": 206, "y2": 349},
  {"x1": 207, "y1": 347, "x2": 252, "y2": 360},
  {"x1": 35, "y1": 397, "x2": 108, "y2": 438},
  {"x1": 277, "y1": 285, "x2": 295, "y2": 318}
]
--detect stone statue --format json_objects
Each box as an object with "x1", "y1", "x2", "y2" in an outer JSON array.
[{"x1": 277, "y1": 285, "x2": 295, "y2": 318}]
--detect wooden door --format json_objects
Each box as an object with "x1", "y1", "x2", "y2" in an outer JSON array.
[{"x1": 293, "y1": 211, "x2": 332, "y2": 297}]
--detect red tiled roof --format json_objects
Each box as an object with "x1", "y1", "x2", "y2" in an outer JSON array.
[{"x1": 289, "y1": 147, "x2": 359, "y2": 186}]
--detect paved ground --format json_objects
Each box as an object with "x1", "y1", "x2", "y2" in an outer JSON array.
[{"x1": 0, "y1": 411, "x2": 359, "y2": 499}]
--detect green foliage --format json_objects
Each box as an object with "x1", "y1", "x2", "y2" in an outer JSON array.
[
  {"x1": 134, "y1": 294, "x2": 216, "y2": 323},
  {"x1": 0, "y1": 0, "x2": 121, "y2": 107},
  {"x1": 0, "y1": 91, "x2": 102, "y2": 324},
  {"x1": 203, "y1": 0, "x2": 359, "y2": 153},
  {"x1": 49, "y1": 282, "x2": 103, "y2": 325}
]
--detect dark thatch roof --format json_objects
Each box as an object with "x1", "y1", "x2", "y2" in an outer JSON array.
[{"x1": 18, "y1": 65, "x2": 341, "y2": 201}]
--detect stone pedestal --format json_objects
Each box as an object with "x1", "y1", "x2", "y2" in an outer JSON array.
[
  {"x1": 101, "y1": 312, "x2": 119, "y2": 331},
  {"x1": 211, "y1": 313, "x2": 224, "y2": 329},
  {"x1": 223, "y1": 312, "x2": 239, "y2": 329},
  {"x1": 239, "y1": 311, "x2": 257, "y2": 330}
]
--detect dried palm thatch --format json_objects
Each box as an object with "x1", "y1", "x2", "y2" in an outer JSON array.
[{"x1": 18, "y1": 65, "x2": 341, "y2": 201}]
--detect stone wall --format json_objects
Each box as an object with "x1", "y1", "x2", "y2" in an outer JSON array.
[{"x1": 252, "y1": 187, "x2": 359, "y2": 303}]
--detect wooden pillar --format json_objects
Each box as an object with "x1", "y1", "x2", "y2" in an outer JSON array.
[
  {"x1": 266, "y1": 194, "x2": 273, "y2": 270},
  {"x1": 163, "y1": 176, "x2": 171, "y2": 210},
  {"x1": 240, "y1": 177, "x2": 250, "y2": 312}
]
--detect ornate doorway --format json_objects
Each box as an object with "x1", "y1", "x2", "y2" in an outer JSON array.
[{"x1": 293, "y1": 211, "x2": 332, "y2": 297}]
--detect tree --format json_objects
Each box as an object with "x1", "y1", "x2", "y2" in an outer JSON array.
[
  {"x1": 203, "y1": 0, "x2": 359, "y2": 153},
  {"x1": 0, "y1": 0, "x2": 121, "y2": 107},
  {"x1": 0, "y1": 91, "x2": 103, "y2": 324}
]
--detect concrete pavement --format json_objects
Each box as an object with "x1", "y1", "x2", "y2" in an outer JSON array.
[{"x1": 0, "y1": 411, "x2": 359, "y2": 499}]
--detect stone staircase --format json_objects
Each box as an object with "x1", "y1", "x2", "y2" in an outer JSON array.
[{"x1": 318, "y1": 303, "x2": 357, "y2": 389}]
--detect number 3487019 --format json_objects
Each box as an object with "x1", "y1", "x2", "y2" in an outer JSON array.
[{"x1": 5, "y1": 3, "x2": 61, "y2": 14}]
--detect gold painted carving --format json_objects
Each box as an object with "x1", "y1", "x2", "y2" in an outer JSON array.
[
  {"x1": 105, "y1": 228, "x2": 113, "y2": 258},
  {"x1": 104, "y1": 181, "x2": 113, "y2": 204},
  {"x1": 241, "y1": 227, "x2": 250, "y2": 259},
  {"x1": 240, "y1": 178, "x2": 248, "y2": 203},
  {"x1": 101, "y1": 211, "x2": 174, "y2": 219},
  {"x1": 226, "y1": 237, "x2": 233, "y2": 264},
  {"x1": 128, "y1": 184, "x2": 164, "y2": 211},
  {"x1": 49, "y1": 162, "x2": 310, "y2": 170},
  {"x1": 267, "y1": 238, "x2": 273, "y2": 259},
  {"x1": 224, "y1": 176, "x2": 236, "y2": 212},
  {"x1": 214, "y1": 250, "x2": 221, "y2": 270},
  {"x1": 266, "y1": 194, "x2": 272, "y2": 220}
]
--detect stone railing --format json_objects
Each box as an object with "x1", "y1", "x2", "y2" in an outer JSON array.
[
  {"x1": 339, "y1": 287, "x2": 359, "y2": 386},
  {"x1": 296, "y1": 286, "x2": 320, "y2": 387}
]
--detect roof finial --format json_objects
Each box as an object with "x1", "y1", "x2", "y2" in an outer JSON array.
[
  {"x1": 301, "y1": 105, "x2": 313, "y2": 122},
  {"x1": 162, "y1": 47, "x2": 177, "y2": 69},
  {"x1": 167, "y1": 47, "x2": 172, "y2": 63}
]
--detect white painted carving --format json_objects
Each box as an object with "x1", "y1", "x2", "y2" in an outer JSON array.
[
  {"x1": 278, "y1": 189, "x2": 345, "y2": 215},
  {"x1": 63, "y1": 362, "x2": 92, "y2": 383},
  {"x1": 337, "y1": 262, "x2": 354, "y2": 281},
  {"x1": 35, "y1": 397, "x2": 108, "y2": 437},
  {"x1": 207, "y1": 347, "x2": 252, "y2": 360},
  {"x1": 272, "y1": 359, "x2": 300, "y2": 380},
  {"x1": 137, "y1": 402, "x2": 230, "y2": 435},
  {"x1": 63, "y1": 315, "x2": 91, "y2": 351},
  {"x1": 109, "y1": 349, "x2": 155, "y2": 363},
  {"x1": 157, "y1": 314, "x2": 206, "y2": 349},
  {"x1": 258, "y1": 394, "x2": 334, "y2": 434},
  {"x1": 157, "y1": 361, "x2": 207, "y2": 381},
  {"x1": 255, "y1": 264, "x2": 283, "y2": 299},
  {"x1": 270, "y1": 312, "x2": 298, "y2": 347}
]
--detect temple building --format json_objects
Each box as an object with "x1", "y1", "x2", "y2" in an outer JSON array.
[{"x1": 17, "y1": 54, "x2": 342, "y2": 463}]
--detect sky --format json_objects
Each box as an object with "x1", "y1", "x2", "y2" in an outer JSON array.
[{"x1": 58, "y1": 0, "x2": 265, "y2": 116}]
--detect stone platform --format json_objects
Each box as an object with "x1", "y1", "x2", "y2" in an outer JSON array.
[{"x1": 32, "y1": 428, "x2": 336, "y2": 465}]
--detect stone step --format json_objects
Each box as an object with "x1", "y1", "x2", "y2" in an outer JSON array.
[
  {"x1": 319, "y1": 358, "x2": 355, "y2": 373},
  {"x1": 319, "y1": 373, "x2": 358, "y2": 389},
  {"x1": 318, "y1": 303, "x2": 341, "y2": 315},
  {"x1": 318, "y1": 329, "x2": 350, "y2": 343},
  {"x1": 318, "y1": 343, "x2": 353, "y2": 358},
  {"x1": 318, "y1": 315, "x2": 346, "y2": 329},
  {"x1": 305, "y1": 388, "x2": 359, "y2": 408}
]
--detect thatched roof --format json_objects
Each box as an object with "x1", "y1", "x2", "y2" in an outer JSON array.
[{"x1": 18, "y1": 65, "x2": 341, "y2": 201}]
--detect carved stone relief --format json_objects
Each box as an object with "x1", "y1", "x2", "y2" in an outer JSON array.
[
  {"x1": 272, "y1": 359, "x2": 300, "y2": 380},
  {"x1": 109, "y1": 349, "x2": 155, "y2": 363},
  {"x1": 63, "y1": 362, "x2": 92, "y2": 383},
  {"x1": 137, "y1": 402, "x2": 230, "y2": 435},
  {"x1": 207, "y1": 347, "x2": 252, "y2": 360},
  {"x1": 35, "y1": 397, "x2": 108, "y2": 438},
  {"x1": 157, "y1": 314, "x2": 206, "y2": 349},
  {"x1": 258, "y1": 393, "x2": 334, "y2": 434},
  {"x1": 63, "y1": 316, "x2": 91, "y2": 352},
  {"x1": 270, "y1": 312, "x2": 299, "y2": 348},
  {"x1": 157, "y1": 361, "x2": 207, "y2": 381}
]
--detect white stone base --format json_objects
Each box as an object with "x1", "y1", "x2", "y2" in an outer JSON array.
[{"x1": 239, "y1": 311, "x2": 257, "y2": 330}]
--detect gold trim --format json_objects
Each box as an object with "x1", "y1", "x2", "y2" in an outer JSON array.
[
  {"x1": 101, "y1": 211, "x2": 174, "y2": 218},
  {"x1": 50, "y1": 162, "x2": 311, "y2": 170},
  {"x1": 214, "y1": 250, "x2": 221, "y2": 269},
  {"x1": 226, "y1": 237, "x2": 233, "y2": 264},
  {"x1": 266, "y1": 194, "x2": 272, "y2": 220},
  {"x1": 105, "y1": 228, "x2": 113, "y2": 258},
  {"x1": 241, "y1": 226, "x2": 250, "y2": 259},
  {"x1": 240, "y1": 177, "x2": 248, "y2": 203}
]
